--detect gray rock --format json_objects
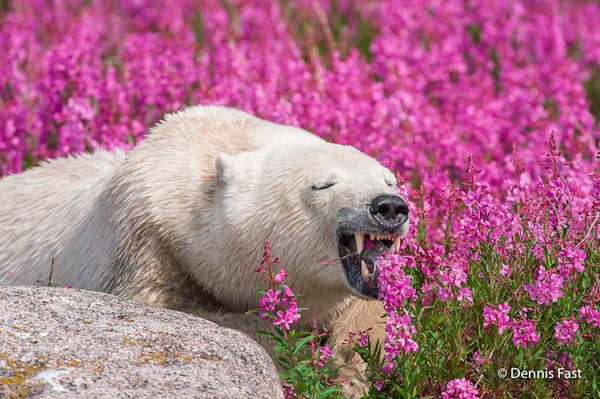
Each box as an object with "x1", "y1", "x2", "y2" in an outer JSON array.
[{"x1": 0, "y1": 286, "x2": 284, "y2": 398}]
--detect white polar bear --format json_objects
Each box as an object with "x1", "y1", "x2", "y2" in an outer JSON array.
[{"x1": 0, "y1": 106, "x2": 409, "y2": 392}]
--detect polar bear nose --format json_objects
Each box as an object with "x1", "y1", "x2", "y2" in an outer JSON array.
[{"x1": 369, "y1": 194, "x2": 409, "y2": 221}]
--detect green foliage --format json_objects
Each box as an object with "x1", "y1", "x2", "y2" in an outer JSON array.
[
  {"x1": 258, "y1": 327, "x2": 344, "y2": 399},
  {"x1": 584, "y1": 67, "x2": 600, "y2": 122}
]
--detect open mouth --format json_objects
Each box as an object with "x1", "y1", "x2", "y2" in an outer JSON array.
[{"x1": 338, "y1": 232, "x2": 401, "y2": 299}]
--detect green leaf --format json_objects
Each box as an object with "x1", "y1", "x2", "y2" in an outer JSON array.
[
  {"x1": 256, "y1": 330, "x2": 279, "y2": 340},
  {"x1": 293, "y1": 335, "x2": 316, "y2": 355}
]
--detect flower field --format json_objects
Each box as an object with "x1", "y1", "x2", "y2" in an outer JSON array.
[{"x1": 1, "y1": 0, "x2": 600, "y2": 397}]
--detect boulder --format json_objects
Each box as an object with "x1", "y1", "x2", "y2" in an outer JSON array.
[{"x1": 0, "y1": 286, "x2": 284, "y2": 398}]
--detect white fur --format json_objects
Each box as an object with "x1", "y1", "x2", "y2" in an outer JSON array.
[{"x1": 0, "y1": 106, "x2": 403, "y2": 395}]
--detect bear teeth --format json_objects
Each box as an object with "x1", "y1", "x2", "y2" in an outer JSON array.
[
  {"x1": 354, "y1": 233, "x2": 364, "y2": 254},
  {"x1": 361, "y1": 260, "x2": 370, "y2": 281},
  {"x1": 361, "y1": 232, "x2": 398, "y2": 250}
]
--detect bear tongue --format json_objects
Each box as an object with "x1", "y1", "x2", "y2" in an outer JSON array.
[{"x1": 361, "y1": 244, "x2": 389, "y2": 275}]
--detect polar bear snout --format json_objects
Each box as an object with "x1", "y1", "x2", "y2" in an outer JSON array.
[
  {"x1": 335, "y1": 193, "x2": 410, "y2": 300},
  {"x1": 368, "y1": 194, "x2": 409, "y2": 226}
]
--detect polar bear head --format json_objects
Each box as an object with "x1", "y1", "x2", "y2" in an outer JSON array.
[{"x1": 214, "y1": 131, "x2": 409, "y2": 303}]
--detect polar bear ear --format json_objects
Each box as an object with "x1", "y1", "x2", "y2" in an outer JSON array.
[
  {"x1": 215, "y1": 152, "x2": 259, "y2": 187},
  {"x1": 215, "y1": 153, "x2": 235, "y2": 187}
]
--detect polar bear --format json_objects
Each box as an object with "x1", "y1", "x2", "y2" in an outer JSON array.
[{"x1": 0, "y1": 106, "x2": 409, "y2": 392}]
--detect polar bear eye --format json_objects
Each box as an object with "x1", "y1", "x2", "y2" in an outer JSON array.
[
  {"x1": 311, "y1": 181, "x2": 336, "y2": 190},
  {"x1": 384, "y1": 173, "x2": 396, "y2": 187}
]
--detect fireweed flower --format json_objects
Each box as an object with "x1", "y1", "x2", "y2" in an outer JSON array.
[
  {"x1": 482, "y1": 302, "x2": 511, "y2": 334},
  {"x1": 457, "y1": 287, "x2": 473, "y2": 305},
  {"x1": 381, "y1": 361, "x2": 395, "y2": 375},
  {"x1": 317, "y1": 343, "x2": 332, "y2": 368},
  {"x1": 256, "y1": 248, "x2": 300, "y2": 330},
  {"x1": 436, "y1": 286, "x2": 452, "y2": 302},
  {"x1": 420, "y1": 281, "x2": 435, "y2": 306},
  {"x1": 558, "y1": 351, "x2": 573, "y2": 369},
  {"x1": 471, "y1": 351, "x2": 485, "y2": 367},
  {"x1": 441, "y1": 378, "x2": 480, "y2": 399},
  {"x1": 356, "y1": 333, "x2": 368, "y2": 347},
  {"x1": 558, "y1": 245, "x2": 586, "y2": 278},
  {"x1": 460, "y1": 183, "x2": 497, "y2": 244},
  {"x1": 384, "y1": 310, "x2": 419, "y2": 358},
  {"x1": 271, "y1": 285, "x2": 300, "y2": 330},
  {"x1": 373, "y1": 377, "x2": 384, "y2": 391},
  {"x1": 377, "y1": 254, "x2": 419, "y2": 358},
  {"x1": 281, "y1": 380, "x2": 295, "y2": 399},
  {"x1": 499, "y1": 263, "x2": 511, "y2": 277},
  {"x1": 579, "y1": 305, "x2": 600, "y2": 327},
  {"x1": 258, "y1": 288, "x2": 280, "y2": 314},
  {"x1": 554, "y1": 318, "x2": 579, "y2": 345},
  {"x1": 378, "y1": 253, "x2": 417, "y2": 313},
  {"x1": 523, "y1": 267, "x2": 565, "y2": 305},
  {"x1": 512, "y1": 318, "x2": 540, "y2": 349},
  {"x1": 434, "y1": 257, "x2": 473, "y2": 305},
  {"x1": 273, "y1": 269, "x2": 288, "y2": 284}
]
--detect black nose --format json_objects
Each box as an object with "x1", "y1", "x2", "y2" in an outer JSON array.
[{"x1": 369, "y1": 194, "x2": 409, "y2": 222}]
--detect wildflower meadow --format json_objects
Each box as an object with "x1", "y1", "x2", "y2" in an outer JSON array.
[{"x1": 1, "y1": 0, "x2": 600, "y2": 398}]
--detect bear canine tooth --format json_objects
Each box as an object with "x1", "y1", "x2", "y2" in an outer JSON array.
[
  {"x1": 354, "y1": 233, "x2": 364, "y2": 254},
  {"x1": 370, "y1": 233, "x2": 374, "y2": 241},
  {"x1": 394, "y1": 236, "x2": 401, "y2": 251},
  {"x1": 361, "y1": 260, "x2": 370, "y2": 281}
]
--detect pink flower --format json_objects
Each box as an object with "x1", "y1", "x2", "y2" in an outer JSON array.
[
  {"x1": 578, "y1": 305, "x2": 600, "y2": 327},
  {"x1": 523, "y1": 267, "x2": 564, "y2": 305},
  {"x1": 449, "y1": 261, "x2": 468, "y2": 287},
  {"x1": 472, "y1": 351, "x2": 484, "y2": 367},
  {"x1": 512, "y1": 319, "x2": 540, "y2": 349},
  {"x1": 420, "y1": 282, "x2": 435, "y2": 306},
  {"x1": 270, "y1": 285, "x2": 301, "y2": 330},
  {"x1": 317, "y1": 343, "x2": 332, "y2": 367},
  {"x1": 384, "y1": 311, "x2": 418, "y2": 359},
  {"x1": 273, "y1": 269, "x2": 288, "y2": 284},
  {"x1": 272, "y1": 301, "x2": 300, "y2": 330},
  {"x1": 374, "y1": 377, "x2": 384, "y2": 391},
  {"x1": 558, "y1": 246, "x2": 586, "y2": 277},
  {"x1": 376, "y1": 254, "x2": 419, "y2": 359},
  {"x1": 442, "y1": 378, "x2": 479, "y2": 399},
  {"x1": 258, "y1": 289, "x2": 280, "y2": 314},
  {"x1": 482, "y1": 302, "x2": 511, "y2": 334},
  {"x1": 258, "y1": 284, "x2": 300, "y2": 330},
  {"x1": 281, "y1": 380, "x2": 295, "y2": 398},
  {"x1": 554, "y1": 318, "x2": 578, "y2": 345},
  {"x1": 356, "y1": 333, "x2": 368, "y2": 347},
  {"x1": 437, "y1": 287, "x2": 452, "y2": 302},
  {"x1": 457, "y1": 287, "x2": 473, "y2": 304},
  {"x1": 377, "y1": 253, "x2": 416, "y2": 313},
  {"x1": 381, "y1": 361, "x2": 395, "y2": 374},
  {"x1": 499, "y1": 264, "x2": 511, "y2": 277}
]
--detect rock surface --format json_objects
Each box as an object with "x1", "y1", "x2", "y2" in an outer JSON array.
[{"x1": 0, "y1": 286, "x2": 284, "y2": 398}]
